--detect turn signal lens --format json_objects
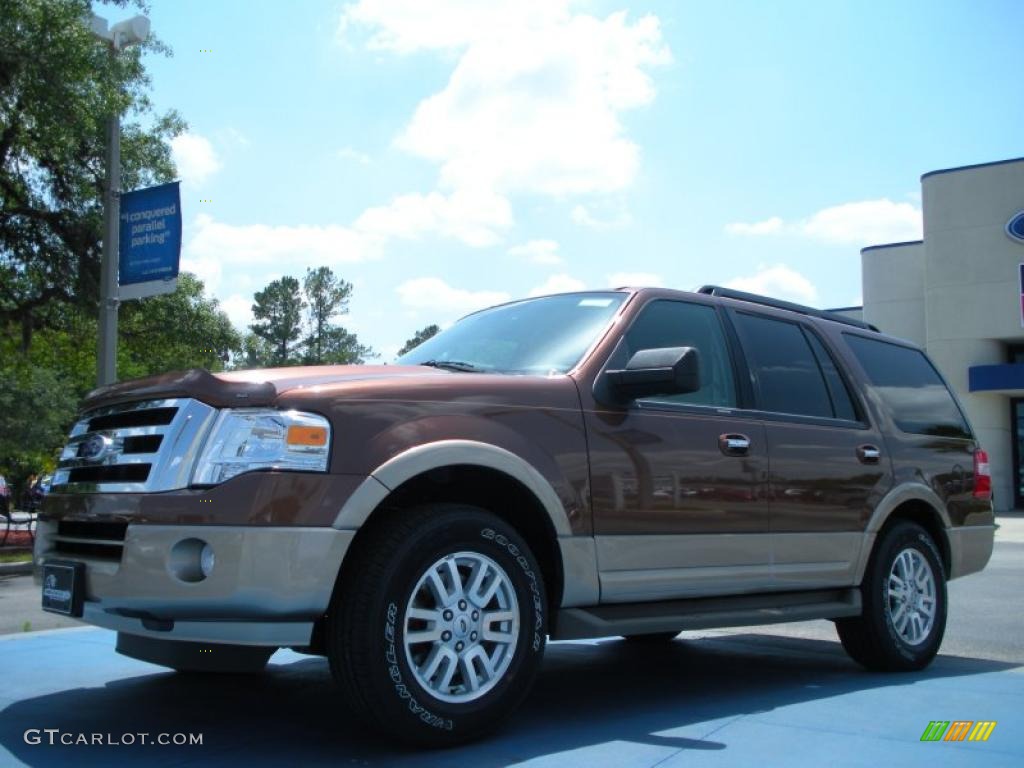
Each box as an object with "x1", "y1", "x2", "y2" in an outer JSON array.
[
  {"x1": 973, "y1": 449, "x2": 991, "y2": 500},
  {"x1": 287, "y1": 425, "x2": 328, "y2": 446}
]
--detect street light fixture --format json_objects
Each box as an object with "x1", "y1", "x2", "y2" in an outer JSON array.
[{"x1": 89, "y1": 12, "x2": 150, "y2": 387}]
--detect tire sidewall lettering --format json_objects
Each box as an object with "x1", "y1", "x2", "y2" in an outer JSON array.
[
  {"x1": 384, "y1": 601, "x2": 454, "y2": 731},
  {"x1": 481, "y1": 527, "x2": 545, "y2": 652}
]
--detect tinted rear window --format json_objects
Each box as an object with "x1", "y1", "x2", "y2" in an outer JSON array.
[
  {"x1": 844, "y1": 334, "x2": 971, "y2": 439},
  {"x1": 733, "y1": 312, "x2": 833, "y2": 418}
]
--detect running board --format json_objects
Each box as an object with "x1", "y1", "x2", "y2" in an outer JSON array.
[{"x1": 552, "y1": 588, "x2": 862, "y2": 640}]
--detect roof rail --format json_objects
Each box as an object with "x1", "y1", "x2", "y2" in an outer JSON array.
[{"x1": 696, "y1": 285, "x2": 880, "y2": 332}]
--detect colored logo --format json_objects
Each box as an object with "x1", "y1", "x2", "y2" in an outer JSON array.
[
  {"x1": 920, "y1": 721, "x2": 997, "y2": 742},
  {"x1": 1008, "y1": 211, "x2": 1024, "y2": 243}
]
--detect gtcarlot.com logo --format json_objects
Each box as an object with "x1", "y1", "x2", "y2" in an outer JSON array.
[
  {"x1": 24, "y1": 729, "x2": 203, "y2": 747},
  {"x1": 920, "y1": 721, "x2": 997, "y2": 742}
]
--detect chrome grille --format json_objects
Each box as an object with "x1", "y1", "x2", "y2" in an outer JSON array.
[{"x1": 52, "y1": 398, "x2": 218, "y2": 493}]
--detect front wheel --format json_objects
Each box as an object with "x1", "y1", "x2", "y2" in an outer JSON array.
[
  {"x1": 326, "y1": 504, "x2": 547, "y2": 746},
  {"x1": 836, "y1": 520, "x2": 947, "y2": 671}
]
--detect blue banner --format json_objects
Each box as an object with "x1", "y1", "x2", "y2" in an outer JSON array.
[{"x1": 118, "y1": 182, "x2": 182, "y2": 286}]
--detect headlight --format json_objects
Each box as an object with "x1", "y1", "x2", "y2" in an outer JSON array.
[{"x1": 191, "y1": 409, "x2": 331, "y2": 485}]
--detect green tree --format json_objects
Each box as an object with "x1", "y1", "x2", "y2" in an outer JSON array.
[
  {"x1": 250, "y1": 276, "x2": 305, "y2": 366},
  {"x1": 118, "y1": 273, "x2": 241, "y2": 376},
  {"x1": 0, "y1": 0, "x2": 184, "y2": 349},
  {"x1": 398, "y1": 324, "x2": 440, "y2": 356},
  {"x1": 302, "y1": 266, "x2": 352, "y2": 364},
  {"x1": 239, "y1": 331, "x2": 273, "y2": 369},
  {"x1": 0, "y1": 345, "x2": 79, "y2": 486},
  {"x1": 320, "y1": 326, "x2": 374, "y2": 365}
]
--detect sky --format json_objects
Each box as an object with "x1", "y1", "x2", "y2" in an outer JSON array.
[{"x1": 103, "y1": 0, "x2": 1024, "y2": 360}]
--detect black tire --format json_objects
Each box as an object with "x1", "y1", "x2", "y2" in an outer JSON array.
[
  {"x1": 621, "y1": 632, "x2": 680, "y2": 643},
  {"x1": 326, "y1": 504, "x2": 547, "y2": 747},
  {"x1": 836, "y1": 520, "x2": 947, "y2": 671}
]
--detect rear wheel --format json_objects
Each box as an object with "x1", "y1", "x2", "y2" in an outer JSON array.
[
  {"x1": 326, "y1": 504, "x2": 547, "y2": 746},
  {"x1": 836, "y1": 520, "x2": 946, "y2": 671}
]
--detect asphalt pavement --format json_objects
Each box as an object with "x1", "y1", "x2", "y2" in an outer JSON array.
[{"x1": 0, "y1": 517, "x2": 1021, "y2": 767}]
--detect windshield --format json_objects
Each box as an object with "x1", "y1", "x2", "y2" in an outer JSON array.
[{"x1": 397, "y1": 292, "x2": 627, "y2": 374}]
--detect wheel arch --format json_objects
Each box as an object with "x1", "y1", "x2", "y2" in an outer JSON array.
[
  {"x1": 856, "y1": 484, "x2": 953, "y2": 581},
  {"x1": 331, "y1": 441, "x2": 599, "y2": 615}
]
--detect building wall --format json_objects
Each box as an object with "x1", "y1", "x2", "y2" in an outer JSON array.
[
  {"x1": 861, "y1": 158, "x2": 1024, "y2": 511},
  {"x1": 861, "y1": 242, "x2": 926, "y2": 347}
]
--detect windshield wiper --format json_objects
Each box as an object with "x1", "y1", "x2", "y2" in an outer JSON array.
[{"x1": 418, "y1": 359, "x2": 484, "y2": 372}]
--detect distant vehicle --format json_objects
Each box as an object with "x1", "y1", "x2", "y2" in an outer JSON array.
[{"x1": 36, "y1": 286, "x2": 996, "y2": 745}]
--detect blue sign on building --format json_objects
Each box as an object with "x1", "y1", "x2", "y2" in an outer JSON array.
[{"x1": 118, "y1": 181, "x2": 182, "y2": 298}]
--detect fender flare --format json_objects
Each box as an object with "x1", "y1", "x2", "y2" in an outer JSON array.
[
  {"x1": 852, "y1": 482, "x2": 952, "y2": 583},
  {"x1": 332, "y1": 439, "x2": 573, "y2": 536}
]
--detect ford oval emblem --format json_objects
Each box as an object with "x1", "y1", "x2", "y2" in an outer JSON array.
[
  {"x1": 1008, "y1": 211, "x2": 1024, "y2": 244},
  {"x1": 77, "y1": 433, "x2": 109, "y2": 460}
]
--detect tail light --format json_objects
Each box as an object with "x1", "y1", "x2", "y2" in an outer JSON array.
[{"x1": 973, "y1": 449, "x2": 991, "y2": 500}]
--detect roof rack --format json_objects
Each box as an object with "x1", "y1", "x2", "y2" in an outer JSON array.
[{"x1": 697, "y1": 285, "x2": 880, "y2": 332}]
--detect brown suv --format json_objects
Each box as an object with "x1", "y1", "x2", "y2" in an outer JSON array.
[{"x1": 35, "y1": 286, "x2": 995, "y2": 745}]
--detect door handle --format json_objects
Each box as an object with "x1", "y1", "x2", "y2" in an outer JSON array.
[
  {"x1": 857, "y1": 444, "x2": 881, "y2": 464},
  {"x1": 719, "y1": 433, "x2": 750, "y2": 456}
]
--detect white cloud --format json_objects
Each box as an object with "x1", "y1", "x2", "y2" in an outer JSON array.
[
  {"x1": 396, "y1": 277, "x2": 510, "y2": 312},
  {"x1": 339, "y1": 1, "x2": 670, "y2": 245},
  {"x1": 170, "y1": 132, "x2": 222, "y2": 185},
  {"x1": 181, "y1": 214, "x2": 384, "y2": 300},
  {"x1": 336, "y1": 146, "x2": 371, "y2": 164},
  {"x1": 724, "y1": 199, "x2": 922, "y2": 246},
  {"x1": 799, "y1": 199, "x2": 922, "y2": 245},
  {"x1": 607, "y1": 271, "x2": 663, "y2": 287},
  {"x1": 179, "y1": 255, "x2": 223, "y2": 294},
  {"x1": 724, "y1": 216, "x2": 784, "y2": 236},
  {"x1": 354, "y1": 189, "x2": 511, "y2": 247},
  {"x1": 507, "y1": 239, "x2": 562, "y2": 265},
  {"x1": 725, "y1": 264, "x2": 818, "y2": 304},
  {"x1": 571, "y1": 203, "x2": 633, "y2": 230},
  {"x1": 528, "y1": 273, "x2": 587, "y2": 297},
  {"x1": 220, "y1": 294, "x2": 254, "y2": 329}
]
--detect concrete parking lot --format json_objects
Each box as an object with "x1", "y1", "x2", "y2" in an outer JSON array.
[{"x1": 1, "y1": 517, "x2": 1022, "y2": 767}]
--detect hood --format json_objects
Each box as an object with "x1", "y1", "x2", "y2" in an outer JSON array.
[{"x1": 82, "y1": 365, "x2": 448, "y2": 410}]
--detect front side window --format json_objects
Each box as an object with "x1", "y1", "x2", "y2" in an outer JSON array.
[
  {"x1": 397, "y1": 292, "x2": 626, "y2": 374},
  {"x1": 844, "y1": 334, "x2": 971, "y2": 438},
  {"x1": 733, "y1": 312, "x2": 835, "y2": 418},
  {"x1": 613, "y1": 300, "x2": 737, "y2": 408}
]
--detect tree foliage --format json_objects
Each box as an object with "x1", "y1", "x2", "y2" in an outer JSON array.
[
  {"x1": 250, "y1": 276, "x2": 305, "y2": 366},
  {"x1": 398, "y1": 324, "x2": 441, "y2": 356},
  {"x1": 0, "y1": 0, "x2": 184, "y2": 348},
  {"x1": 0, "y1": 273, "x2": 240, "y2": 485},
  {"x1": 303, "y1": 266, "x2": 352, "y2": 364},
  {"x1": 243, "y1": 267, "x2": 373, "y2": 367},
  {"x1": 119, "y1": 273, "x2": 241, "y2": 376}
]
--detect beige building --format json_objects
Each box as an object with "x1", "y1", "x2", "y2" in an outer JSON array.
[{"x1": 853, "y1": 157, "x2": 1024, "y2": 511}]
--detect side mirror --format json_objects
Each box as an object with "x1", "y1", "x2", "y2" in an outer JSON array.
[{"x1": 606, "y1": 346, "x2": 700, "y2": 402}]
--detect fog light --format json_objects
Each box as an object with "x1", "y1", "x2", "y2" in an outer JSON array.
[
  {"x1": 200, "y1": 543, "x2": 215, "y2": 577},
  {"x1": 168, "y1": 538, "x2": 211, "y2": 583}
]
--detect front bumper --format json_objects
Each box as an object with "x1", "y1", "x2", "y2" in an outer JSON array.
[{"x1": 35, "y1": 521, "x2": 354, "y2": 647}]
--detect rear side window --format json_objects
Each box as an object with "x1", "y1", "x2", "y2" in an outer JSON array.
[
  {"x1": 733, "y1": 312, "x2": 834, "y2": 418},
  {"x1": 844, "y1": 334, "x2": 971, "y2": 439}
]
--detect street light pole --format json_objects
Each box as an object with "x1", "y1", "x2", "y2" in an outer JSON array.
[
  {"x1": 89, "y1": 13, "x2": 150, "y2": 387},
  {"x1": 97, "y1": 106, "x2": 120, "y2": 387}
]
